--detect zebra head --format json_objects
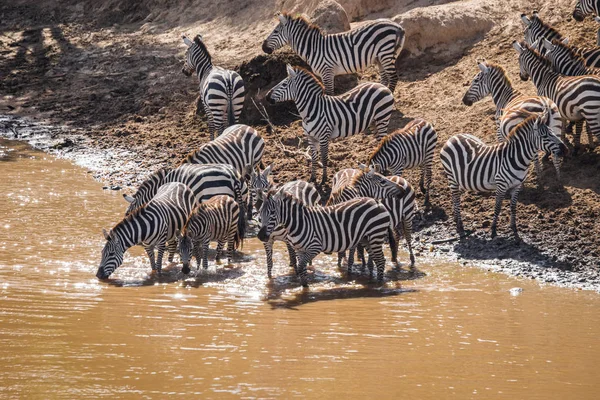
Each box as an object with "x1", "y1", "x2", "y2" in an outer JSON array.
[
  {"x1": 531, "y1": 113, "x2": 568, "y2": 158},
  {"x1": 262, "y1": 13, "x2": 291, "y2": 54},
  {"x1": 513, "y1": 41, "x2": 536, "y2": 82},
  {"x1": 267, "y1": 64, "x2": 298, "y2": 103},
  {"x1": 462, "y1": 61, "x2": 493, "y2": 106},
  {"x1": 356, "y1": 164, "x2": 405, "y2": 199},
  {"x1": 250, "y1": 165, "x2": 273, "y2": 209},
  {"x1": 257, "y1": 191, "x2": 280, "y2": 242},
  {"x1": 521, "y1": 11, "x2": 562, "y2": 50},
  {"x1": 573, "y1": 0, "x2": 596, "y2": 21},
  {"x1": 541, "y1": 38, "x2": 580, "y2": 74},
  {"x1": 176, "y1": 229, "x2": 193, "y2": 275},
  {"x1": 96, "y1": 229, "x2": 125, "y2": 279},
  {"x1": 181, "y1": 34, "x2": 211, "y2": 77}
]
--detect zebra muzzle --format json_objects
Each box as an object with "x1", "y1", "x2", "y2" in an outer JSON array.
[
  {"x1": 257, "y1": 226, "x2": 270, "y2": 242},
  {"x1": 462, "y1": 96, "x2": 473, "y2": 106},
  {"x1": 572, "y1": 11, "x2": 585, "y2": 22},
  {"x1": 262, "y1": 41, "x2": 273, "y2": 54},
  {"x1": 181, "y1": 264, "x2": 191, "y2": 275}
]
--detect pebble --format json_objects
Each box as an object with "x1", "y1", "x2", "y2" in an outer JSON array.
[{"x1": 509, "y1": 287, "x2": 524, "y2": 296}]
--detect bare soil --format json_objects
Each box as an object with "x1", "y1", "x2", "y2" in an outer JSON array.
[{"x1": 1, "y1": 0, "x2": 599, "y2": 290}]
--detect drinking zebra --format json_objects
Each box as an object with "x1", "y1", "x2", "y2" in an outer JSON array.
[
  {"x1": 177, "y1": 195, "x2": 241, "y2": 274},
  {"x1": 97, "y1": 182, "x2": 196, "y2": 279},
  {"x1": 462, "y1": 61, "x2": 563, "y2": 179},
  {"x1": 513, "y1": 41, "x2": 600, "y2": 148},
  {"x1": 249, "y1": 164, "x2": 272, "y2": 215},
  {"x1": 367, "y1": 119, "x2": 437, "y2": 206},
  {"x1": 328, "y1": 167, "x2": 415, "y2": 271},
  {"x1": 573, "y1": 0, "x2": 600, "y2": 21},
  {"x1": 521, "y1": 12, "x2": 600, "y2": 67},
  {"x1": 258, "y1": 192, "x2": 392, "y2": 286},
  {"x1": 262, "y1": 12, "x2": 405, "y2": 95},
  {"x1": 267, "y1": 65, "x2": 395, "y2": 185},
  {"x1": 260, "y1": 180, "x2": 321, "y2": 279},
  {"x1": 182, "y1": 34, "x2": 245, "y2": 139},
  {"x1": 439, "y1": 113, "x2": 568, "y2": 241},
  {"x1": 123, "y1": 164, "x2": 248, "y2": 241}
]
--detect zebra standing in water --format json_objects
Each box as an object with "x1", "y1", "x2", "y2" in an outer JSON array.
[
  {"x1": 573, "y1": 1, "x2": 600, "y2": 21},
  {"x1": 267, "y1": 65, "x2": 395, "y2": 184},
  {"x1": 97, "y1": 182, "x2": 196, "y2": 279},
  {"x1": 440, "y1": 114, "x2": 568, "y2": 241},
  {"x1": 249, "y1": 164, "x2": 273, "y2": 215},
  {"x1": 182, "y1": 35, "x2": 245, "y2": 139},
  {"x1": 258, "y1": 192, "x2": 391, "y2": 286},
  {"x1": 261, "y1": 180, "x2": 321, "y2": 279},
  {"x1": 513, "y1": 41, "x2": 600, "y2": 146},
  {"x1": 177, "y1": 195, "x2": 241, "y2": 274},
  {"x1": 462, "y1": 61, "x2": 563, "y2": 179},
  {"x1": 262, "y1": 12, "x2": 405, "y2": 95},
  {"x1": 328, "y1": 167, "x2": 416, "y2": 271},
  {"x1": 367, "y1": 119, "x2": 437, "y2": 206}
]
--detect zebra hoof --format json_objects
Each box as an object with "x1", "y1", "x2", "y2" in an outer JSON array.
[{"x1": 409, "y1": 254, "x2": 416, "y2": 267}]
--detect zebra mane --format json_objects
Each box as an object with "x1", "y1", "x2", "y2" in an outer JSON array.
[
  {"x1": 327, "y1": 185, "x2": 353, "y2": 205},
  {"x1": 521, "y1": 42, "x2": 554, "y2": 70},
  {"x1": 179, "y1": 149, "x2": 201, "y2": 166},
  {"x1": 190, "y1": 35, "x2": 212, "y2": 61},
  {"x1": 110, "y1": 205, "x2": 148, "y2": 238},
  {"x1": 281, "y1": 12, "x2": 324, "y2": 35},
  {"x1": 506, "y1": 113, "x2": 540, "y2": 141},
  {"x1": 530, "y1": 14, "x2": 564, "y2": 39},
  {"x1": 483, "y1": 62, "x2": 513, "y2": 89},
  {"x1": 369, "y1": 118, "x2": 426, "y2": 161},
  {"x1": 294, "y1": 66, "x2": 326, "y2": 90},
  {"x1": 132, "y1": 168, "x2": 170, "y2": 196},
  {"x1": 550, "y1": 38, "x2": 586, "y2": 63}
]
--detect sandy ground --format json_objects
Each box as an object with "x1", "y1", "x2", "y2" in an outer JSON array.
[{"x1": 1, "y1": 0, "x2": 599, "y2": 290}]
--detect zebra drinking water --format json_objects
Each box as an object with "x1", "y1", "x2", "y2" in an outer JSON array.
[
  {"x1": 182, "y1": 34, "x2": 246, "y2": 139},
  {"x1": 258, "y1": 191, "x2": 392, "y2": 286},
  {"x1": 368, "y1": 119, "x2": 437, "y2": 206},
  {"x1": 267, "y1": 65, "x2": 395, "y2": 185},
  {"x1": 439, "y1": 113, "x2": 568, "y2": 241},
  {"x1": 97, "y1": 182, "x2": 196, "y2": 279},
  {"x1": 262, "y1": 12, "x2": 405, "y2": 95},
  {"x1": 177, "y1": 195, "x2": 241, "y2": 274}
]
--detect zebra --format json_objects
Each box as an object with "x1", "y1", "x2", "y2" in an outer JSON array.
[
  {"x1": 439, "y1": 113, "x2": 568, "y2": 241},
  {"x1": 328, "y1": 167, "x2": 415, "y2": 271},
  {"x1": 596, "y1": 16, "x2": 600, "y2": 45},
  {"x1": 540, "y1": 38, "x2": 599, "y2": 150},
  {"x1": 513, "y1": 41, "x2": 600, "y2": 149},
  {"x1": 177, "y1": 195, "x2": 241, "y2": 274},
  {"x1": 258, "y1": 191, "x2": 392, "y2": 286},
  {"x1": 122, "y1": 164, "x2": 248, "y2": 242},
  {"x1": 249, "y1": 164, "x2": 272, "y2": 215},
  {"x1": 261, "y1": 180, "x2": 321, "y2": 279},
  {"x1": 267, "y1": 65, "x2": 395, "y2": 185},
  {"x1": 462, "y1": 61, "x2": 563, "y2": 179},
  {"x1": 97, "y1": 182, "x2": 196, "y2": 279},
  {"x1": 367, "y1": 118, "x2": 437, "y2": 206},
  {"x1": 521, "y1": 12, "x2": 600, "y2": 67},
  {"x1": 262, "y1": 12, "x2": 405, "y2": 95},
  {"x1": 573, "y1": 0, "x2": 600, "y2": 21},
  {"x1": 182, "y1": 34, "x2": 246, "y2": 140}
]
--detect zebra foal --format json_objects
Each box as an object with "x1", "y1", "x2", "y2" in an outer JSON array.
[
  {"x1": 440, "y1": 114, "x2": 567, "y2": 241},
  {"x1": 267, "y1": 65, "x2": 395, "y2": 185},
  {"x1": 262, "y1": 12, "x2": 405, "y2": 95},
  {"x1": 97, "y1": 182, "x2": 196, "y2": 279}
]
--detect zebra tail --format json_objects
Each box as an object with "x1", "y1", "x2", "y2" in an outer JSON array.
[
  {"x1": 394, "y1": 25, "x2": 406, "y2": 60},
  {"x1": 388, "y1": 226, "x2": 397, "y2": 255},
  {"x1": 227, "y1": 97, "x2": 235, "y2": 127},
  {"x1": 235, "y1": 207, "x2": 246, "y2": 250}
]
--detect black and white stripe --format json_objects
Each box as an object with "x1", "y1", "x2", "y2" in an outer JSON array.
[
  {"x1": 440, "y1": 115, "x2": 567, "y2": 240},
  {"x1": 462, "y1": 61, "x2": 563, "y2": 178},
  {"x1": 182, "y1": 35, "x2": 245, "y2": 139},
  {"x1": 262, "y1": 12, "x2": 405, "y2": 94},
  {"x1": 258, "y1": 192, "x2": 391, "y2": 286},
  {"x1": 261, "y1": 180, "x2": 321, "y2": 279},
  {"x1": 177, "y1": 195, "x2": 241, "y2": 273},
  {"x1": 97, "y1": 182, "x2": 196, "y2": 279},
  {"x1": 573, "y1": 0, "x2": 600, "y2": 21},
  {"x1": 368, "y1": 119, "x2": 437, "y2": 206},
  {"x1": 267, "y1": 65, "x2": 395, "y2": 184}
]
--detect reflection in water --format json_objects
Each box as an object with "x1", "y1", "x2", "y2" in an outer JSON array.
[{"x1": 1, "y1": 138, "x2": 600, "y2": 399}]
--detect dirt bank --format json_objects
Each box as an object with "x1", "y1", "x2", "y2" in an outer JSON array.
[{"x1": 1, "y1": 0, "x2": 599, "y2": 291}]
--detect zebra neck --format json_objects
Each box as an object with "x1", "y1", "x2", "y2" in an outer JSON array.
[
  {"x1": 504, "y1": 132, "x2": 539, "y2": 165},
  {"x1": 113, "y1": 229, "x2": 137, "y2": 252},
  {"x1": 295, "y1": 87, "x2": 324, "y2": 117},
  {"x1": 491, "y1": 82, "x2": 520, "y2": 111},
  {"x1": 529, "y1": 63, "x2": 559, "y2": 98},
  {"x1": 289, "y1": 24, "x2": 323, "y2": 63},
  {"x1": 280, "y1": 200, "x2": 310, "y2": 237},
  {"x1": 196, "y1": 63, "x2": 214, "y2": 84}
]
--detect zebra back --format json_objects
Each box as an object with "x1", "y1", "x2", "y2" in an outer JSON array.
[
  {"x1": 522, "y1": 12, "x2": 564, "y2": 52},
  {"x1": 124, "y1": 168, "x2": 170, "y2": 215},
  {"x1": 544, "y1": 38, "x2": 600, "y2": 75},
  {"x1": 183, "y1": 195, "x2": 242, "y2": 249}
]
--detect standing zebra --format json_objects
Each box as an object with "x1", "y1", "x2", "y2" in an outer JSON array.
[
  {"x1": 267, "y1": 65, "x2": 395, "y2": 184},
  {"x1": 258, "y1": 192, "x2": 392, "y2": 286},
  {"x1": 462, "y1": 61, "x2": 563, "y2": 179},
  {"x1": 261, "y1": 180, "x2": 321, "y2": 279},
  {"x1": 177, "y1": 195, "x2": 241, "y2": 274},
  {"x1": 262, "y1": 12, "x2": 405, "y2": 95},
  {"x1": 513, "y1": 41, "x2": 600, "y2": 146},
  {"x1": 97, "y1": 182, "x2": 196, "y2": 279},
  {"x1": 182, "y1": 34, "x2": 246, "y2": 139},
  {"x1": 440, "y1": 114, "x2": 568, "y2": 240},
  {"x1": 249, "y1": 164, "x2": 273, "y2": 214},
  {"x1": 573, "y1": 1, "x2": 600, "y2": 21},
  {"x1": 368, "y1": 119, "x2": 437, "y2": 206},
  {"x1": 328, "y1": 167, "x2": 415, "y2": 270}
]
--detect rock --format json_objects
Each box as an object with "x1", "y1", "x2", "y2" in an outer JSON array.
[
  {"x1": 310, "y1": 0, "x2": 350, "y2": 34},
  {"x1": 509, "y1": 287, "x2": 523, "y2": 296}
]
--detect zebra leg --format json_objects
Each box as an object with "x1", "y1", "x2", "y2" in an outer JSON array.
[
  {"x1": 347, "y1": 247, "x2": 355, "y2": 276},
  {"x1": 337, "y1": 251, "x2": 346, "y2": 269},
  {"x1": 247, "y1": 190, "x2": 254, "y2": 221},
  {"x1": 193, "y1": 240, "x2": 202, "y2": 270},
  {"x1": 586, "y1": 121, "x2": 596, "y2": 150},
  {"x1": 215, "y1": 240, "x2": 225, "y2": 264},
  {"x1": 297, "y1": 250, "x2": 316, "y2": 288},
  {"x1": 573, "y1": 120, "x2": 584, "y2": 155},
  {"x1": 379, "y1": 55, "x2": 398, "y2": 92},
  {"x1": 321, "y1": 69, "x2": 335, "y2": 96},
  {"x1": 167, "y1": 239, "x2": 177, "y2": 263},
  {"x1": 144, "y1": 246, "x2": 156, "y2": 271},
  {"x1": 509, "y1": 185, "x2": 522, "y2": 243},
  {"x1": 366, "y1": 242, "x2": 387, "y2": 283},
  {"x1": 491, "y1": 187, "x2": 507, "y2": 239},
  {"x1": 403, "y1": 220, "x2": 415, "y2": 269},
  {"x1": 319, "y1": 139, "x2": 330, "y2": 186},
  {"x1": 226, "y1": 237, "x2": 235, "y2": 266},
  {"x1": 156, "y1": 243, "x2": 166, "y2": 275},
  {"x1": 202, "y1": 240, "x2": 210, "y2": 270},
  {"x1": 307, "y1": 135, "x2": 319, "y2": 183},
  {"x1": 264, "y1": 241, "x2": 274, "y2": 278},
  {"x1": 207, "y1": 111, "x2": 216, "y2": 141},
  {"x1": 390, "y1": 228, "x2": 400, "y2": 269},
  {"x1": 533, "y1": 153, "x2": 542, "y2": 188},
  {"x1": 286, "y1": 242, "x2": 298, "y2": 274},
  {"x1": 358, "y1": 245, "x2": 367, "y2": 273},
  {"x1": 450, "y1": 186, "x2": 465, "y2": 237},
  {"x1": 421, "y1": 163, "x2": 433, "y2": 208}
]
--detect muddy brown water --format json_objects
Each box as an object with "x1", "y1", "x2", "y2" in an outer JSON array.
[{"x1": 1, "y1": 138, "x2": 600, "y2": 399}]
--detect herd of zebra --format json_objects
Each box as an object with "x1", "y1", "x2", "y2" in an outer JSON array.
[{"x1": 97, "y1": 6, "x2": 600, "y2": 288}]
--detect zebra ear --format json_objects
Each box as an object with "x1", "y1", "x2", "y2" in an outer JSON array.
[
  {"x1": 358, "y1": 163, "x2": 367, "y2": 171},
  {"x1": 477, "y1": 62, "x2": 488, "y2": 73},
  {"x1": 542, "y1": 38, "x2": 553, "y2": 51},
  {"x1": 102, "y1": 228, "x2": 110, "y2": 240},
  {"x1": 372, "y1": 164, "x2": 382, "y2": 174},
  {"x1": 175, "y1": 230, "x2": 183, "y2": 240},
  {"x1": 561, "y1": 37, "x2": 569, "y2": 45},
  {"x1": 278, "y1": 13, "x2": 287, "y2": 25},
  {"x1": 194, "y1": 35, "x2": 203, "y2": 46},
  {"x1": 262, "y1": 164, "x2": 272, "y2": 178},
  {"x1": 123, "y1": 193, "x2": 135, "y2": 203},
  {"x1": 286, "y1": 64, "x2": 296, "y2": 78},
  {"x1": 520, "y1": 14, "x2": 531, "y2": 27},
  {"x1": 531, "y1": 38, "x2": 541, "y2": 51},
  {"x1": 182, "y1": 35, "x2": 193, "y2": 47},
  {"x1": 512, "y1": 41, "x2": 524, "y2": 54},
  {"x1": 595, "y1": 16, "x2": 600, "y2": 23}
]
